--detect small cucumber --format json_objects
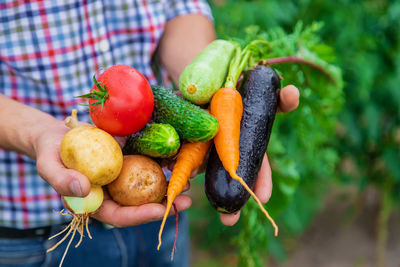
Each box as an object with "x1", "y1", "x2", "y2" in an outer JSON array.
[
  {"x1": 151, "y1": 86, "x2": 219, "y2": 142},
  {"x1": 123, "y1": 123, "x2": 180, "y2": 158},
  {"x1": 179, "y1": 40, "x2": 237, "y2": 105}
]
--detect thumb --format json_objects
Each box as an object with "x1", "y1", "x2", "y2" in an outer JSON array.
[{"x1": 36, "y1": 153, "x2": 91, "y2": 197}]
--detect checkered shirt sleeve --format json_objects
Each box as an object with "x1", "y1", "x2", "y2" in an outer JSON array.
[{"x1": 0, "y1": 0, "x2": 212, "y2": 229}]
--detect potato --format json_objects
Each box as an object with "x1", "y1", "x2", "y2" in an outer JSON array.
[
  {"x1": 107, "y1": 155, "x2": 167, "y2": 206},
  {"x1": 60, "y1": 125, "x2": 123, "y2": 186}
]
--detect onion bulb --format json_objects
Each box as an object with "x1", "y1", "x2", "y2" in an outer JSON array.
[
  {"x1": 63, "y1": 185, "x2": 104, "y2": 214},
  {"x1": 47, "y1": 186, "x2": 104, "y2": 267}
]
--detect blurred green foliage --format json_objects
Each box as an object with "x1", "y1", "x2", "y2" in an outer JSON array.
[{"x1": 188, "y1": 0, "x2": 400, "y2": 266}]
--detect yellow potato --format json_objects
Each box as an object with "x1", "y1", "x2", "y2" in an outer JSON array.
[
  {"x1": 60, "y1": 125, "x2": 123, "y2": 186},
  {"x1": 107, "y1": 155, "x2": 167, "y2": 206}
]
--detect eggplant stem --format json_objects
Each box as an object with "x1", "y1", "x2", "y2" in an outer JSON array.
[{"x1": 259, "y1": 57, "x2": 336, "y2": 85}]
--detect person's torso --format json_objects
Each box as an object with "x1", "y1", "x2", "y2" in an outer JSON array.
[{"x1": 0, "y1": 0, "x2": 211, "y2": 229}]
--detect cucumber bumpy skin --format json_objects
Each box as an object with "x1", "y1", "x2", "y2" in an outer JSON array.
[
  {"x1": 123, "y1": 123, "x2": 180, "y2": 158},
  {"x1": 179, "y1": 40, "x2": 237, "y2": 105},
  {"x1": 151, "y1": 86, "x2": 219, "y2": 142}
]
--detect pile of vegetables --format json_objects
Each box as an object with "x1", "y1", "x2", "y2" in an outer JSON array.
[{"x1": 49, "y1": 33, "x2": 337, "y2": 265}]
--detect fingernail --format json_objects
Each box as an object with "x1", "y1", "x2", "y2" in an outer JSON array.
[{"x1": 70, "y1": 180, "x2": 83, "y2": 197}]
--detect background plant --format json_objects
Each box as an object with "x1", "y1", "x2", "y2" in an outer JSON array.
[{"x1": 188, "y1": 0, "x2": 400, "y2": 266}]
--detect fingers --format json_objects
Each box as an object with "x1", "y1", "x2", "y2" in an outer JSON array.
[
  {"x1": 219, "y1": 154, "x2": 273, "y2": 226},
  {"x1": 254, "y1": 154, "x2": 273, "y2": 203},
  {"x1": 220, "y1": 211, "x2": 241, "y2": 226},
  {"x1": 92, "y1": 194, "x2": 192, "y2": 227},
  {"x1": 190, "y1": 168, "x2": 200, "y2": 178},
  {"x1": 277, "y1": 85, "x2": 299, "y2": 113},
  {"x1": 36, "y1": 149, "x2": 91, "y2": 197},
  {"x1": 182, "y1": 181, "x2": 190, "y2": 192}
]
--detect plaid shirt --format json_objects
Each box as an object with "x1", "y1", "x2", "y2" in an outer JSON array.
[{"x1": 0, "y1": 0, "x2": 212, "y2": 229}]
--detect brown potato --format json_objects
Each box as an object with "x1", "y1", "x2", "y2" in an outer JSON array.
[
  {"x1": 60, "y1": 125, "x2": 123, "y2": 186},
  {"x1": 107, "y1": 155, "x2": 167, "y2": 206}
]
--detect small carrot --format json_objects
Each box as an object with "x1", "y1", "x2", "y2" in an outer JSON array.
[
  {"x1": 210, "y1": 43, "x2": 278, "y2": 236},
  {"x1": 157, "y1": 140, "x2": 211, "y2": 251},
  {"x1": 211, "y1": 88, "x2": 242, "y2": 172}
]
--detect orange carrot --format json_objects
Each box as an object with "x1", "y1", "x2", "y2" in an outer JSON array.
[
  {"x1": 157, "y1": 140, "x2": 211, "y2": 250},
  {"x1": 210, "y1": 87, "x2": 278, "y2": 236}
]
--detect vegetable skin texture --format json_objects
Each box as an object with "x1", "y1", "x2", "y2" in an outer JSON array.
[
  {"x1": 107, "y1": 155, "x2": 167, "y2": 206},
  {"x1": 62, "y1": 186, "x2": 104, "y2": 215},
  {"x1": 123, "y1": 123, "x2": 180, "y2": 158},
  {"x1": 179, "y1": 40, "x2": 237, "y2": 105},
  {"x1": 205, "y1": 65, "x2": 280, "y2": 235},
  {"x1": 211, "y1": 88, "x2": 243, "y2": 171},
  {"x1": 151, "y1": 86, "x2": 219, "y2": 142},
  {"x1": 82, "y1": 65, "x2": 154, "y2": 136},
  {"x1": 157, "y1": 140, "x2": 211, "y2": 250},
  {"x1": 48, "y1": 186, "x2": 102, "y2": 267},
  {"x1": 60, "y1": 118, "x2": 123, "y2": 187}
]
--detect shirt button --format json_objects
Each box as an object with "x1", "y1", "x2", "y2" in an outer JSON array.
[{"x1": 99, "y1": 39, "x2": 110, "y2": 52}]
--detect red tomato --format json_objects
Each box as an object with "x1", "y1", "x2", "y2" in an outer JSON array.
[{"x1": 87, "y1": 65, "x2": 154, "y2": 136}]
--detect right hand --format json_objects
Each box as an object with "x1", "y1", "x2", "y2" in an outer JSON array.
[
  {"x1": 33, "y1": 119, "x2": 192, "y2": 227},
  {"x1": 34, "y1": 119, "x2": 92, "y2": 197},
  {"x1": 219, "y1": 85, "x2": 300, "y2": 226}
]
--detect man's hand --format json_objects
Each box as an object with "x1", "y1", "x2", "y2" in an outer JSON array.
[
  {"x1": 0, "y1": 94, "x2": 190, "y2": 227},
  {"x1": 220, "y1": 84, "x2": 300, "y2": 226},
  {"x1": 33, "y1": 118, "x2": 192, "y2": 227},
  {"x1": 91, "y1": 191, "x2": 191, "y2": 227},
  {"x1": 156, "y1": 13, "x2": 300, "y2": 226},
  {"x1": 34, "y1": 120, "x2": 92, "y2": 197}
]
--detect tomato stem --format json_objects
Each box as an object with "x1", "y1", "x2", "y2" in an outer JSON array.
[{"x1": 76, "y1": 75, "x2": 109, "y2": 111}]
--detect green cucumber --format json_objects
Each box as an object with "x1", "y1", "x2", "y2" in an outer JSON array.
[
  {"x1": 179, "y1": 40, "x2": 237, "y2": 105},
  {"x1": 151, "y1": 86, "x2": 219, "y2": 142},
  {"x1": 123, "y1": 123, "x2": 180, "y2": 158}
]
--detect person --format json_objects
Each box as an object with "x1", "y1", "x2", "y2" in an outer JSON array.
[{"x1": 0, "y1": 0, "x2": 299, "y2": 266}]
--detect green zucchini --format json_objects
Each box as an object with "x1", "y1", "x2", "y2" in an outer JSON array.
[
  {"x1": 123, "y1": 123, "x2": 180, "y2": 158},
  {"x1": 151, "y1": 86, "x2": 219, "y2": 142},
  {"x1": 179, "y1": 40, "x2": 237, "y2": 105}
]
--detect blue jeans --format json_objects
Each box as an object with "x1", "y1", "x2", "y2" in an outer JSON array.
[{"x1": 0, "y1": 213, "x2": 189, "y2": 267}]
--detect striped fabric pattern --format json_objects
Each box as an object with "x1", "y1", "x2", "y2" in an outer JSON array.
[{"x1": 0, "y1": 0, "x2": 212, "y2": 229}]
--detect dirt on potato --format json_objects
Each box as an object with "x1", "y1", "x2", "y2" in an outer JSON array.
[
  {"x1": 60, "y1": 125, "x2": 123, "y2": 186},
  {"x1": 107, "y1": 155, "x2": 167, "y2": 206}
]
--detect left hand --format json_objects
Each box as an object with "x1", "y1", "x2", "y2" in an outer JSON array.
[
  {"x1": 168, "y1": 85, "x2": 300, "y2": 226},
  {"x1": 220, "y1": 84, "x2": 300, "y2": 226}
]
